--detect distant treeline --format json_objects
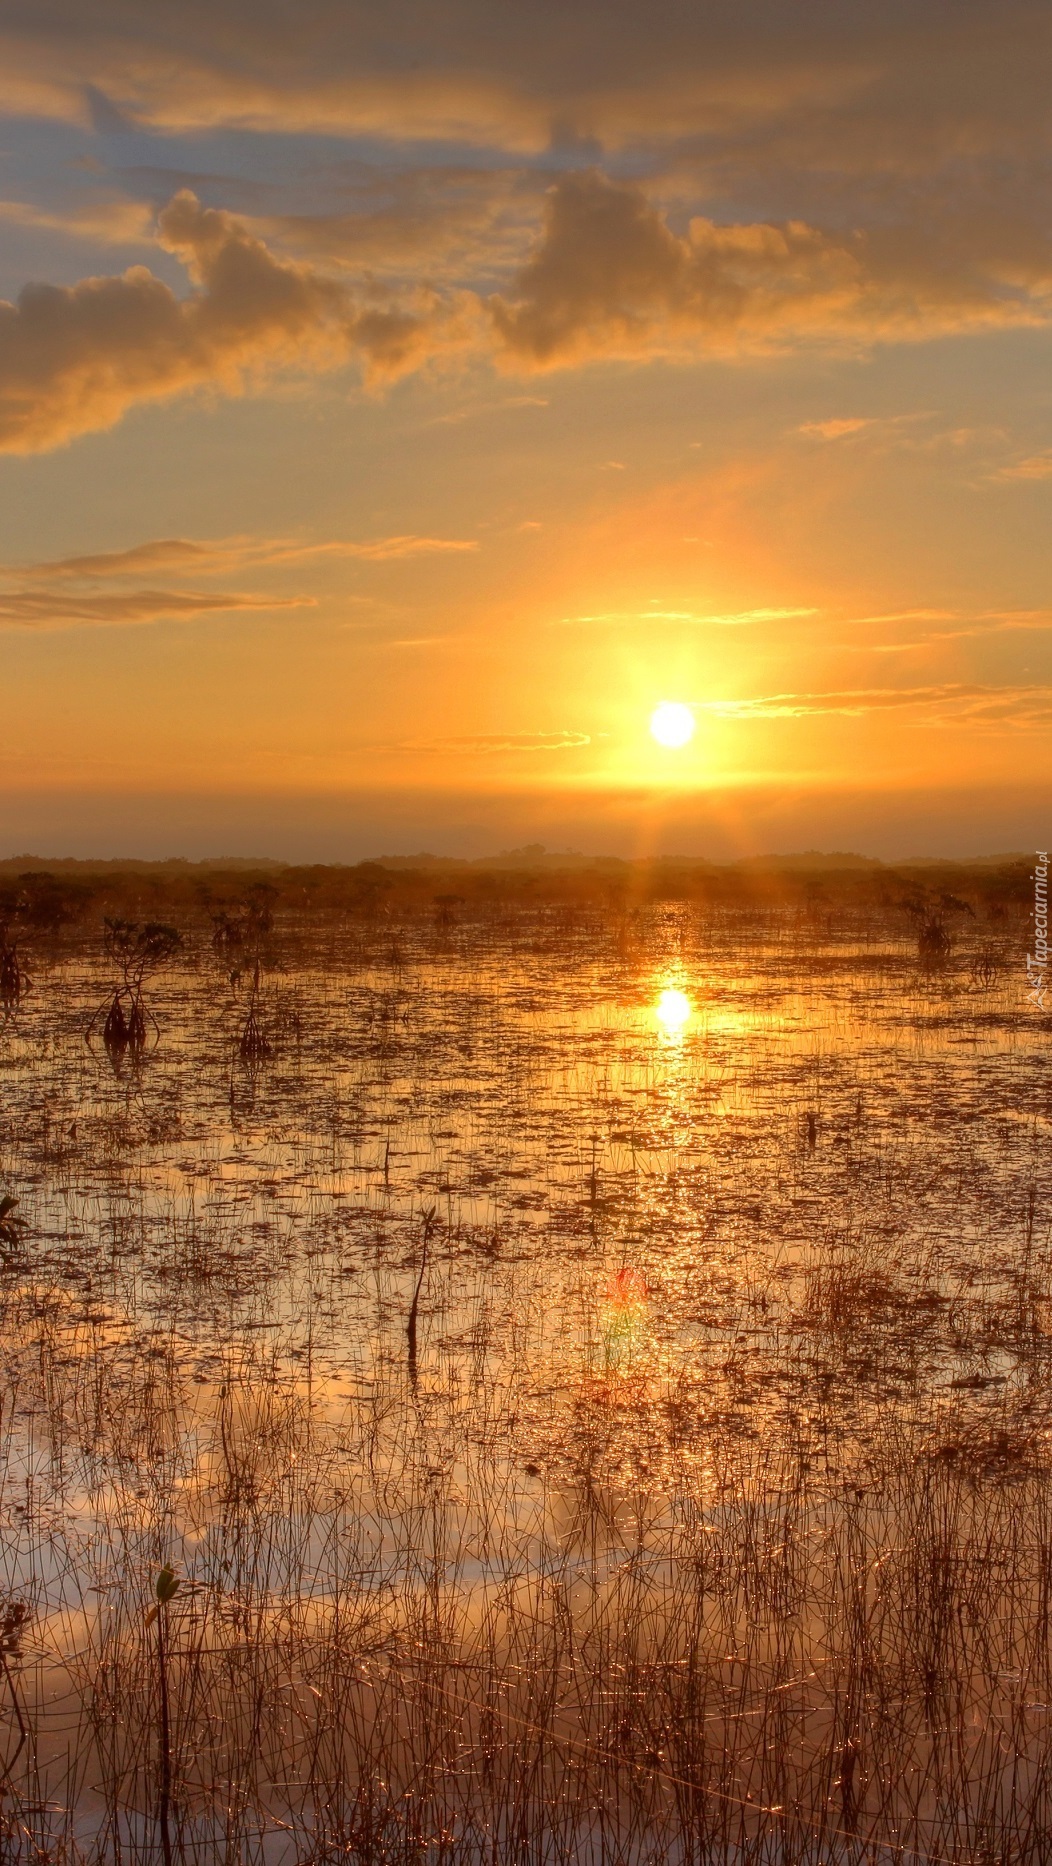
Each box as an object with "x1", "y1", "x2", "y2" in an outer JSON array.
[{"x1": 0, "y1": 849, "x2": 1035, "y2": 934}]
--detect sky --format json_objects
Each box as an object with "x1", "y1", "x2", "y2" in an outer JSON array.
[{"x1": 0, "y1": 0, "x2": 1049, "y2": 860}]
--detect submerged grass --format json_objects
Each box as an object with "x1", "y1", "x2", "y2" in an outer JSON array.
[{"x1": 0, "y1": 873, "x2": 1047, "y2": 1861}]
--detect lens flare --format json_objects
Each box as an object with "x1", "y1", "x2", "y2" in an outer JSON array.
[
  {"x1": 656, "y1": 986, "x2": 692, "y2": 1034},
  {"x1": 650, "y1": 701, "x2": 695, "y2": 748},
  {"x1": 600, "y1": 1266, "x2": 649, "y2": 1374}
]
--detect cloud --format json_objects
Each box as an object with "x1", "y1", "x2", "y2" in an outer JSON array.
[
  {"x1": 559, "y1": 604, "x2": 816, "y2": 626},
  {"x1": 2, "y1": 6, "x2": 1051, "y2": 398},
  {"x1": 407, "y1": 730, "x2": 592, "y2": 754},
  {"x1": 491, "y1": 170, "x2": 1052, "y2": 366},
  {"x1": 0, "y1": 190, "x2": 469, "y2": 453},
  {"x1": 308, "y1": 534, "x2": 479, "y2": 562},
  {"x1": 386, "y1": 634, "x2": 463, "y2": 648},
  {"x1": 16, "y1": 532, "x2": 479, "y2": 578},
  {"x1": 703, "y1": 683, "x2": 1052, "y2": 723},
  {"x1": 0, "y1": 587, "x2": 312, "y2": 629},
  {"x1": 20, "y1": 538, "x2": 223, "y2": 578},
  {"x1": 995, "y1": 451, "x2": 1052, "y2": 481},
  {"x1": 798, "y1": 417, "x2": 875, "y2": 439},
  {"x1": 246, "y1": 164, "x2": 542, "y2": 281},
  {"x1": 0, "y1": 192, "x2": 342, "y2": 452},
  {"x1": 843, "y1": 607, "x2": 1052, "y2": 648},
  {"x1": 2, "y1": 0, "x2": 1049, "y2": 176},
  {"x1": 2, "y1": 168, "x2": 1050, "y2": 457},
  {"x1": 424, "y1": 393, "x2": 548, "y2": 425},
  {"x1": 0, "y1": 197, "x2": 155, "y2": 244},
  {"x1": 849, "y1": 610, "x2": 960, "y2": 625},
  {"x1": 0, "y1": 527, "x2": 481, "y2": 626}
]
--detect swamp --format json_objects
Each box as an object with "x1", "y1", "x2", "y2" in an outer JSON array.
[{"x1": 0, "y1": 851, "x2": 1047, "y2": 1864}]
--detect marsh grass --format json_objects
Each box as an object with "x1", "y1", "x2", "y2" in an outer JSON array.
[{"x1": 0, "y1": 881, "x2": 1048, "y2": 1862}]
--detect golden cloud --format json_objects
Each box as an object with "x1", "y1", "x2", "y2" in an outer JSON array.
[
  {"x1": 2, "y1": 172, "x2": 1051, "y2": 455},
  {"x1": 0, "y1": 191, "x2": 471, "y2": 453}
]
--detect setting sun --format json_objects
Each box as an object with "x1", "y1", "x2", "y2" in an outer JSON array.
[{"x1": 649, "y1": 702, "x2": 696, "y2": 749}]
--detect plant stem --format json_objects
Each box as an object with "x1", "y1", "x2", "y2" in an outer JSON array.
[{"x1": 157, "y1": 1605, "x2": 173, "y2": 1866}]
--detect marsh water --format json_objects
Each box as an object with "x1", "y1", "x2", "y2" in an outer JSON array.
[{"x1": 0, "y1": 901, "x2": 1049, "y2": 1862}]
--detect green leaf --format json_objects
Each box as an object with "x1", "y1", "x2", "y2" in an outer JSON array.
[{"x1": 154, "y1": 1564, "x2": 181, "y2": 1604}]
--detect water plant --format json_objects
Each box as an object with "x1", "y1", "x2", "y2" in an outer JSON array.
[
  {"x1": 0, "y1": 864, "x2": 1041, "y2": 1863},
  {"x1": 87, "y1": 918, "x2": 183, "y2": 1057}
]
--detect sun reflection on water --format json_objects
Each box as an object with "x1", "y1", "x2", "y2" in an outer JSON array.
[{"x1": 655, "y1": 985, "x2": 692, "y2": 1039}]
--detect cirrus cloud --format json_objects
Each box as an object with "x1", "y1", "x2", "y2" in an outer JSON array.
[
  {"x1": 0, "y1": 586, "x2": 312, "y2": 630},
  {"x1": 14, "y1": 533, "x2": 480, "y2": 577},
  {"x1": 405, "y1": 730, "x2": 592, "y2": 754},
  {"x1": 703, "y1": 683, "x2": 1052, "y2": 724}
]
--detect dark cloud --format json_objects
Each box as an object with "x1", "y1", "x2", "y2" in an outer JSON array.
[
  {"x1": 1, "y1": 4, "x2": 1049, "y2": 334},
  {"x1": 0, "y1": 1, "x2": 1045, "y2": 162},
  {"x1": 492, "y1": 169, "x2": 1052, "y2": 364}
]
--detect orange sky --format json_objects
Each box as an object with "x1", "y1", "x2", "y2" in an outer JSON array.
[{"x1": 0, "y1": 1, "x2": 1049, "y2": 857}]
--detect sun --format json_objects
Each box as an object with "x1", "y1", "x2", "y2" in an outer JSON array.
[{"x1": 650, "y1": 701, "x2": 695, "y2": 748}]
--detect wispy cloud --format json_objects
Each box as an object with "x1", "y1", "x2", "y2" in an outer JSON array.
[
  {"x1": 0, "y1": 587, "x2": 312, "y2": 629},
  {"x1": 559, "y1": 604, "x2": 816, "y2": 627},
  {"x1": 404, "y1": 730, "x2": 591, "y2": 754},
  {"x1": 796, "y1": 413, "x2": 936, "y2": 443},
  {"x1": 841, "y1": 607, "x2": 1052, "y2": 647},
  {"x1": 703, "y1": 683, "x2": 1052, "y2": 723},
  {"x1": 0, "y1": 197, "x2": 154, "y2": 244},
  {"x1": 424, "y1": 394, "x2": 548, "y2": 426},
  {"x1": 0, "y1": 527, "x2": 481, "y2": 629},
  {"x1": 18, "y1": 539, "x2": 223, "y2": 579},
  {"x1": 798, "y1": 416, "x2": 875, "y2": 439},
  {"x1": 307, "y1": 535, "x2": 479, "y2": 563},
  {"x1": 386, "y1": 634, "x2": 465, "y2": 648},
  {"x1": 16, "y1": 533, "x2": 479, "y2": 579},
  {"x1": 995, "y1": 451, "x2": 1052, "y2": 482}
]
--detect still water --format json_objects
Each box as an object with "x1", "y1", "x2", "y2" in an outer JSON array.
[{"x1": 0, "y1": 904, "x2": 1047, "y2": 1860}]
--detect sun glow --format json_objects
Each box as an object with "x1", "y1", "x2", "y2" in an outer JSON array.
[
  {"x1": 650, "y1": 701, "x2": 695, "y2": 748},
  {"x1": 655, "y1": 986, "x2": 692, "y2": 1035}
]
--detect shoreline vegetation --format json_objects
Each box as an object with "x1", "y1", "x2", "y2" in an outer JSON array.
[{"x1": 0, "y1": 847, "x2": 1035, "y2": 930}]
